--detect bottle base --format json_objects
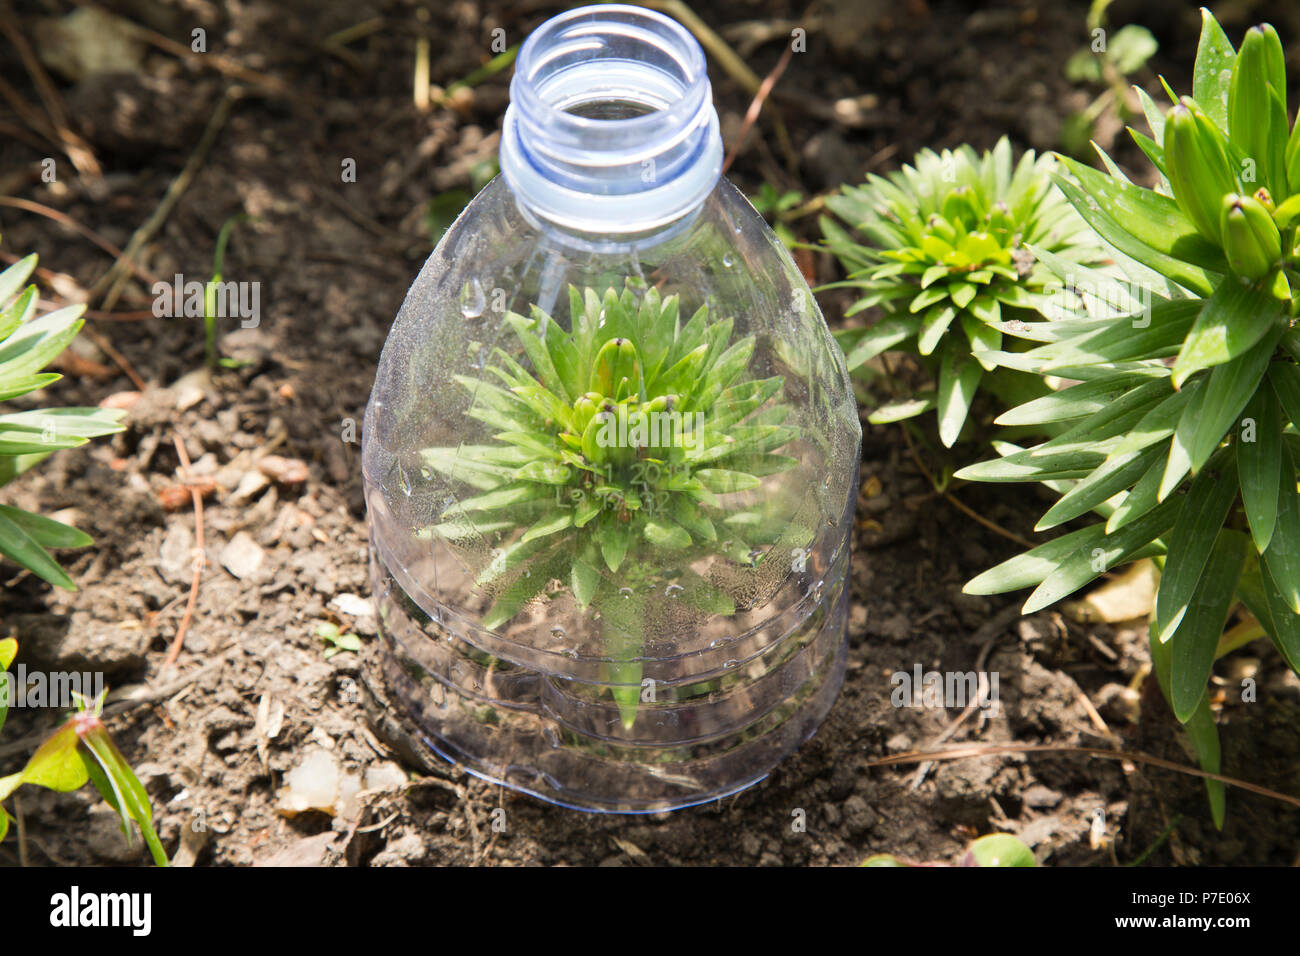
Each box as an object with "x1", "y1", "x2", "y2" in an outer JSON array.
[{"x1": 371, "y1": 552, "x2": 850, "y2": 814}]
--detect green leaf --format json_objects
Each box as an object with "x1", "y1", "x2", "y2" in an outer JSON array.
[
  {"x1": 842, "y1": 316, "x2": 920, "y2": 370},
  {"x1": 917, "y1": 304, "x2": 957, "y2": 355},
  {"x1": 10, "y1": 722, "x2": 89, "y2": 795},
  {"x1": 1023, "y1": 497, "x2": 1179, "y2": 613},
  {"x1": 693, "y1": 469, "x2": 761, "y2": 494},
  {"x1": 0, "y1": 305, "x2": 85, "y2": 381},
  {"x1": 520, "y1": 512, "x2": 573, "y2": 543},
  {"x1": 1051, "y1": 171, "x2": 1218, "y2": 296},
  {"x1": 571, "y1": 550, "x2": 601, "y2": 608},
  {"x1": 936, "y1": 345, "x2": 981, "y2": 447},
  {"x1": 0, "y1": 507, "x2": 75, "y2": 590},
  {"x1": 0, "y1": 373, "x2": 59, "y2": 402},
  {"x1": 0, "y1": 505, "x2": 92, "y2": 549},
  {"x1": 0, "y1": 254, "x2": 37, "y2": 306},
  {"x1": 1238, "y1": 388, "x2": 1283, "y2": 552},
  {"x1": 1171, "y1": 280, "x2": 1286, "y2": 388},
  {"x1": 868, "y1": 394, "x2": 935, "y2": 424},
  {"x1": 1259, "y1": 558, "x2": 1300, "y2": 672},
  {"x1": 1035, "y1": 444, "x2": 1162, "y2": 531},
  {"x1": 1109, "y1": 380, "x2": 1199, "y2": 460},
  {"x1": 1262, "y1": 441, "x2": 1300, "y2": 613},
  {"x1": 600, "y1": 515, "x2": 633, "y2": 573},
  {"x1": 1153, "y1": 456, "x2": 1239, "y2": 645},
  {"x1": 1107, "y1": 449, "x2": 1168, "y2": 532},
  {"x1": 1170, "y1": 529, "x2": 1248, "y2": 721},
  {"x1": 1187, "y1": 322, "x2": 1284, "y2": 471},
  {"x1": 1027, "y1": 298, "x2": 1200, "y2": 370},
  {"x1": 994, "y1": 376, "x2": 1137, "y2": 427},
  {"x1": 1054, "y1": 156, "x2": 1226, "y2": 272},
  {"x1": 1267, "y1": 362, "x2": 1300, "y2": 427},
  {"x1": 965, "y1": 499, "x2": 1172, "y2": 599},
  {"x1": 1192, "y1": 8, "x2": 1236, "y2": 132},
  {"x1": 644, "y1": 520, "x2": 691, "y2": 549},
  {"x1": 1149, "y1": 619, "x2": 1226, "y2": 827},
  {"x1": 964, "y1": 833, "x2": 1036, "y2": 867}
]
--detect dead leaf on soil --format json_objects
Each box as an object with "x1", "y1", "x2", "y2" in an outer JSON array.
[{"x1": 1063, "y1": 559, "x2": 1157, "y2": 624}]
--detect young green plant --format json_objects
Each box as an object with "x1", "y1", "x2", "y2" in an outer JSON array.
[
  {"x1": 0, "y1": 245, "x2": 125, "y2": 588},
  {"x1": 958, "y1": 10, "x2": 1300, "y2": 825},
  {"x1": 422, "y1": 281, "x2": 798, "y2": 727},
  {"x1": 0, "y1": 639, "x2": 166, "y2": 865},
  {"x1": 821, "y1": 138, "x2": 1106, "y2": 446}
]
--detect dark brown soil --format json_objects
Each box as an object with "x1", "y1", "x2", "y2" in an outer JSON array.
[{"x1": 1, "y1": 0, "x2": 1298, "y2": 867}]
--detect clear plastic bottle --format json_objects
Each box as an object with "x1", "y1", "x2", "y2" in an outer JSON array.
[{"x1": 363, "y1": 3, "x2": 861, "y2": 812}]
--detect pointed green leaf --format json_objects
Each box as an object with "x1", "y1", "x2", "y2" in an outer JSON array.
[
  {"x1": 1238, "y1": 388, "x2": 1283, "y2": 552},
  {"x1": 1170, "y1": 529, "x2": 1248, "y2": 721},
  {"x1": 1154, "y1": 455, "x2": 1239, "y2": 644}
]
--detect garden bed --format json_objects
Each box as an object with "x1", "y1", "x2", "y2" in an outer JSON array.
[{"x1": 1, "y1": 0, "x2": 1298, "y2": 866}]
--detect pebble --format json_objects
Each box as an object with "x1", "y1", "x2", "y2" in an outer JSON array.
[
  {"x1": 219, "y1": 531, "x2": 265, "y2": 581},
  {"x1": 258, "y1": 455, "x2": 309, "y2": 486}
]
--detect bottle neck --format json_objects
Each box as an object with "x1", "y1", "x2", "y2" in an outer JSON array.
[{"x1": 499, "y1": 4, "x2": 723, "y2": 237}]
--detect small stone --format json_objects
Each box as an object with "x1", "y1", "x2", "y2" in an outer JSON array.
[
  {"x1": 158, "y1": 522, "x2": 193, "y2": 582},
  {"x1": 230, "y1": 469, "x2": 270, "y2": 503},
  {"x1": 364, "y1": 762, "x2": 408, "y2": 791},
  {"x1": 842, "y1": 795, "x2": 878, "y2": 836},
  {"x1": 277, "y1": 749, "x2": 341, "y2": 816},
  {"x1": 885, "y1": 733, "x2": 913, "y2": 752},
  {"x1": 99, "y1": 390, "x2": 141, "y2": 410},
  {"x1": 172, "y1": 368, "x2": 211, "y2": 411},
  {"x1": 331, "y1": 593, "x2": 374, "y2": 619},
  {"x1": 219, "y1": 531, "x2": 265, "y2": 581},
  {"x1": 258, "y1": 455, "x2": 309, "y2": 486},
  {"x1": 254, "y1": 832, "x2": 338, "y2": 867},
  {"x1": 1022, "y1": 785, "x2": 1063, "y2": 809}
]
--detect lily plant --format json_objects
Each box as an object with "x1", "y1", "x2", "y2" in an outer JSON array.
[
  {"x1": 959, "y1": 10, "x2": 1300, "y2": 825},
  {"x1": 423, "y1": 280, "x2": 797, "y2": 727}
]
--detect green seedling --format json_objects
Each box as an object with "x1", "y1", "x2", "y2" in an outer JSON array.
[
  {"x1": 420, "y1": 280, "x2": 798, "y2": 728},
  {"x1": 315, "y1": 621, "x2": 363, "y2": 660},
  {"x1": 0, "y1": 641, "x2": 166, "y2": 866},
  {"x1": 205, "y1": 214, "x2": 252, "y2": 369},
  {"x1": 1061, "y1": 0, "x2": 1158, "y2": 158},
  {"x1": 821, "y1": 138, "x2": 1106, "y2": 446}
]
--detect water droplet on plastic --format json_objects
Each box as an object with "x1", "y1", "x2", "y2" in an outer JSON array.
[
  {"x1": 396, "y1": 463, "x2": 412, "y2": 497},
  {"x1": 618, "y1": 586, "x2": 634, "y2": 598},
  {"x1": 459, "y1": 278, "x2": 486, "y2": 318},
  {"x1": 723, "y1": 659, "x2": 740, "y2": 669},
  {"x1": 550, "y1": 626, "x2": 566, "y2": 639},
  {"x1": 665, "y1": 583, "x2": 684, "y2": 597},
  {"x1": 721, "y1": 253, "x2": 734, "y2": 268}
]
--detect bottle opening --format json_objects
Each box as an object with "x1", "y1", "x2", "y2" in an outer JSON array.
[{"x1": 500, "y1": 4, "x2": 723, "y2": 235}]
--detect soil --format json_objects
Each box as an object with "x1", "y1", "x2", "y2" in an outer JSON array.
[{"x1": 1, "y1": 0, "x2": 1298, "y2": 867}]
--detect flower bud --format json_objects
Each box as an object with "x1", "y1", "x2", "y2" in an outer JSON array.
[
  {"x1": 1164, "y1": 102, "x2": 1238, "y2": 244},
  {"x1": 1221, "y1": 193, "x2": 1281, "y2": 280}
]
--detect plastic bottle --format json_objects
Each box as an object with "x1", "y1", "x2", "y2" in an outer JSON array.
[{"x1": 363, "y1": 3, "x2": 860, "y2": 812}]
